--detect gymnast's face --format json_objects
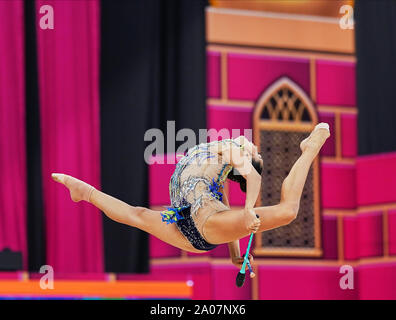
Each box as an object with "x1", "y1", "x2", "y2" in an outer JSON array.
[
  {"x1": 251, "y1": 144, "x2": 263, "y2": 166},
  {"x1": 234, "y1": 136, "x2": 264, "y2": 168}
]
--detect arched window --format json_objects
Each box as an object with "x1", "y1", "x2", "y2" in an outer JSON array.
[{"x1": 253, "y1": 77, "x2": 322, "y2": 257}]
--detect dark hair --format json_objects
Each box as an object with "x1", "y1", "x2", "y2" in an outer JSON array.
[{"x1": 227, "y1": 159, "x2": 263, "y2": 193}]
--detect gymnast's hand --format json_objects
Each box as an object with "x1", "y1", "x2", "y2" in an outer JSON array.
[
  {"x1": 244, "y1": 208, "x2": 261, "y2": 233},
  {"x1": 232, "y1": 254, "x2": 255, "y2": 276}
]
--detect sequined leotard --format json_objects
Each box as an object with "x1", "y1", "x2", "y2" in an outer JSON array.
[{"x1": 160, "y1": 139, "x2": 243, "y2": 251}]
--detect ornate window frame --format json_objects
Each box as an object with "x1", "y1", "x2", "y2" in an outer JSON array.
[{"x1": 253, "y1": 77, "x2": 322, "y2": 257}]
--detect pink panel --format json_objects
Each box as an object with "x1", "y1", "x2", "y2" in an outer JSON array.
[
  {"x1": 320, "y1": 163, "x2": 356, "y2": 209},
  {"x1": 150, "y1": 263, "x2": 213, "y2": 300},
  {"x1": 210, "y1": 235, "x2": 251, "y2": 258},
  {"x1": 149, "y1": 235, "x2": 181, "y2": 258},
  {"x1": 212, "y1": 265, "x2": 251, "y2": 299},
  {"x1": 358, "y1": 262, "x2": 396, "y2": 299},
  {"x1": 258, "y1": 265, "x2": 357, "y2": 299},
  {"x1": 318, "y1": 112, "x2": 336, "y2": 157},
  {"x1": 358, "y1": 212, "x2": 383, "y2": 258},
  {"x1": 148, "y1": 154, "x2": 176, "y2": 206},
  {"x1": 0, "y1": 272, "x2": 21, "y2": 280},
  {"x1": 238, "y1": 235, "x2": 252, "y2": 256},
  {"x1": 207, "y1": 51, "x2": 221, "y2": 98},
  {"x1": 388, "y1": 210, "x2": 396, "y2": 255},
  {"x1": 341, "y1": 114, "x2": 357, "y2": 158},
  {"x1": 29, "y1": 272, "x2": 108, "y2": 280},
  {"x1": 322, "y1": 215, "x2": 338, "y2": 259},
  {"x1": 187, "y1": 250, "x2": 211, "y2": 257},
  {"x1": 210, "y1": 244, "x2": 229, "y2": 258},
  {"x1": 316, "y1": 60, "x2": 356, "y2": 107},
  {"x1": 356, "y1": 152, "x2": 396, "y2": 206},
  {"x1": 206, "y1": 105, "x2": 253, "y2": 141},
  {"x1": 343, "y1": 216, "x2": 359, "y2": 260},
  {"x1": 228, "y1": 180, "x2": 245, "y2": 206},
  {"x1": 117, "y1": 273, "x2": 189, "y2": 281},
  {"x1": 228, "y1": 53, "x2": 310, "y2": 101}
]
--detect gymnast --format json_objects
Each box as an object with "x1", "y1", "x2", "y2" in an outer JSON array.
[{"x1": 52, "y1": 123, "x2": 329, "y2": 271}]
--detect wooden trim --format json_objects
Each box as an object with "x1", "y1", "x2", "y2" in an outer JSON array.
[
  {"x1": 310, "y1": 58, "x2": 317, "y2": 103},
  {"x1": 210, "y1": 1, "x2": 354, "y2": 19},
  {"x1": 313, "y1": 156, "x2": 322, "y2": 252},
  {"x1": 258, "y1": 121, "x2": 315, "y2": 132},
  {"x1": 151, "y1": 257, "x2": 210, "y2": 265},
  {"x1": 252, "y1": 264, "x2": 259, "y2": 300},
  {"x1": 323, "y1": 204, "x2": 396, "y2": 217},
  {"x1": 150, "y1": 256, "x2": 396, "y2": 267},
  {"x1": 206, "y1": 100, "x2": 359, "y2": 116},
  {"x1": 337, "y1": 215, "x2": 344, "y2": 262},
  {"x1": 206, "y1": 7, "x2": 354, "y2": 54},
  {"x1": 357, "y1": 203, "x2": 396, "y2": 213},
  {"x1": 383, "y1": 210, "x2": 389, "y2": 257},
  {"x1": 317, "y1": 105, "x2": 358, "y2": 114},
  {"x1": 207, "y1": 98, "x2": 254, "y2": 108},
  {"x1": 207, "y1": 44, "x2": 356, "y2": 62},
  {"x1": 335, "y1": 111, "x2": 342, "y2": 160},
  {"x1": 253, "y1": 247, "x2": 323, "y2": 257},
  {"x1": 220, "y1": 51, "x2": 228, "y2": 100},
  {"x1": 322, "y1": 209, "x2": 356, "y2": 217},
  {"x1": 321, "y1": 157, "x2": 356, "y2": 165}
]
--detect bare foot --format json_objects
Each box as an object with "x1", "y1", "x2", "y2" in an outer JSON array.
[
  {"x1": 51, "y1": 173, "x2": 95, "y2": 202},
  {"x1": 300, "y1": 123, "x2": 330, "y2": 154},
  {"x1": 244, "y1": 208, "x2": 260, "y2": 233}
]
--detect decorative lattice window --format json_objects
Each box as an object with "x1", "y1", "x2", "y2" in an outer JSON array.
[{"x1": 253, "y1": 77, "x2": 322, "y2": 257}]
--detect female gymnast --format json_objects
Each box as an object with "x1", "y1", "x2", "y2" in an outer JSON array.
[{"x1": 52, "y1": 123, "x2": 330, "y2": 271}]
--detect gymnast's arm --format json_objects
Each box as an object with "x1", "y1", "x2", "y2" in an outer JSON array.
[
  {"x1": 219, "y1": 185, "x2": 242, "y2": 261},
  {"x1": 220, "y1": 185, "x2": 253, "y2": 268},
  {"x1": 222, "y1": 146, "x2": 261, "y2": 213}
]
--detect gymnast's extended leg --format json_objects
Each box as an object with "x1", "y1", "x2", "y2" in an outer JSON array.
[{"x1": 51, "y1": 173, "x2": 201, "y2": 252}]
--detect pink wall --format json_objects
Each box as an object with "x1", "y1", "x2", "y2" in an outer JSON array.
[
  {"x1": 343, "y1": 210, "x2": 389, "y2": 260},
  {"x1": 145, "y1": 47, "x2": 396, "y2": 300},
  {"x1": 148, "y1": 154, "x2": 176, "y2": 206},
  {"x1": 318, "y1": 112, "x2": 336, "y2": 157},
  {"x1": 322, "y1": 215, "x2": 338, "y2": 259},
  {"x1": 357, "y1": 212, "x2": 383, "y2": 258},
  {"x1": 356, "y1": 152, "x2": 396, "y2": 206},
  {"x1": 207, "y1": 52, "x2": 221, "y2": 98},
  {"x1": 358, "y1": 262, "x2": 396, "y2": 299},
  {"x1": 341, "y1": 114, "x2": 357, "y2": 158},
  {"x1": 149, "y1": 236, "x2": 181, "y2": 259},
  {"x1": 388, "y1": 210, "x2": 396, "y2": 255},
  {"x1": 0, "y1": 0, "x2": 28, "y2": 268},
  {"x1": 227, "y1": 53, "x2": 310, "y2": 100},
  {"x1": 343, "y1": 216, "x2": 359, "y2": 260},
  {"x1": 258, "y1": 265, "x2": 358, "y2": 299},
  {"x1": 316, "y1": 60, "x2": 356, "y2": 107},
  {"x1": 320, "y1": 163, "x2": 356, "y2": 209}
]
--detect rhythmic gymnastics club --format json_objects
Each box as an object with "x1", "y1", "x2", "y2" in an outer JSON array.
[{"x1": 235, "y1": 232, "x2": 254, "y2": 288}]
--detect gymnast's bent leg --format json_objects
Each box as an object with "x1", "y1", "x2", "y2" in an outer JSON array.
[{"x1": 202, "y1": 124, "x2": 330, "y2": 244}]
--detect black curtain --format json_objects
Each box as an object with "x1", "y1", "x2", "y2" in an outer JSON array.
[
  {"x1": 100, "y1": 0, "x2": 207, "y2": 273},
  {"x1": 355, "y1": 0, "x2": 396, "y2": 155},
  {"x1": 24, "y1": 0, "x2": 46, "y2": 271}
]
